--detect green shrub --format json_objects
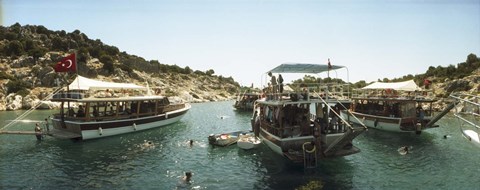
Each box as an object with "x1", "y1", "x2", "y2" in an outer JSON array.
[
  {"x1": 0, "y1": 72, "x2": 14, "y2": 80},
  {"x1": 6, "y1": 80, "x2": 31, "y2": 94}
]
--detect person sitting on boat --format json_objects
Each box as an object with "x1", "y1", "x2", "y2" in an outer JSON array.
[
  {"x1": 67, "y1": 107, "x2": 75, "y2": 117},
  {"x1": 76, "y1": 105, "x2": 85, "y2": 117},
  {"x1": 92, "y1": 105, "x2": 99, "y2": 117},
  {"x1": 105, "y1": 89, "x2": 112, "y2": 97},
  {"x1": 418, "y1": 106, "x2": 425, "y2": 126}
]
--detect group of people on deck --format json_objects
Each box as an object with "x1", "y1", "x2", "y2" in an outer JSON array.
[{"x1": 265, "y1": 72, "x2": 284, "y2": 99}]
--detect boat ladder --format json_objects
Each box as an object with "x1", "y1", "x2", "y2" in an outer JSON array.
[
  {"x1": 323, "y1": 125, "x2": 366, "y2": 155},
  {"x1": 303, "y1": 142, "x2": 317, "y2": 168},
  {"x1": 425, "y1": 98, "x2": 458, "y2": 128}
]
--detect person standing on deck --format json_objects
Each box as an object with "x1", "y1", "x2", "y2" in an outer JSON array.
[
  {"x1": 268, "y1": 72, "x2": 277, "y2": 98},
  {"x1": 278, "y1": 74, "x2": 284, "y2": 94},
  {"x1": 34, "y1": 123, "x2": 42, "y2": 140}
]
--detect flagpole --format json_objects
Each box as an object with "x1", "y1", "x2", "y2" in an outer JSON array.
[
  {"x1": 327, "y1": 58, "x2": 330, "y2": 78},
  {"x1": 75, "y1": 50, "x2": 80, "y2": 90}
]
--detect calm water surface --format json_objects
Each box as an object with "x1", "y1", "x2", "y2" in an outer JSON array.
[{"x1": 1, "y1": 101, "x2": 479, "y2": 189}]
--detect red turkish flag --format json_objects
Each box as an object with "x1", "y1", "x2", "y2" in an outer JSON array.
[{"x1": 54, "y1": 53, "x2": 76, "y2": 72}]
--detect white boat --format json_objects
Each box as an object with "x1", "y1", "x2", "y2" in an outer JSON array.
[
  {"x1": 251, "y1": 63, "x2": 367, "y2": 168},
  {"x1": 450, "y1": 93, "x2": 480, "y2": 148},
  {"x1": 208, "y1": 130, "x2": 250, "y2": 147},
  {"x1": 341, "y1": 80, "x2": 454, "y2": 134},
  {"x1": 48, "y1": 75, "x2": 191, "y2": 140},
  {"x1": 237, "y1": 133, "x2": 261, "y2": 150}
]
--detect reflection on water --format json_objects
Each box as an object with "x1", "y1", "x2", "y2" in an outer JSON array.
[{"x1": 1, "y1": 101, "x2": 480, "y2": 189}]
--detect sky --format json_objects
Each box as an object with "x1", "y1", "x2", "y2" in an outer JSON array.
[{"x1": 1, "y1": 0, "x2": 479, "y2": 87}]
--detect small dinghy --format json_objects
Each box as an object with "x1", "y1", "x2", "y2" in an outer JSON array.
[
  {"x1": 208, "y1": 130, "x2": 251, "y2": 147},
  {"x1": 237, "y1": 133, "x2": 261, "y2": 150}
]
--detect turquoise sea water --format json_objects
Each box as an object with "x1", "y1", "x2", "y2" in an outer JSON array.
[{"x1": 1, "y1": 100, "x2": 479, "y2": 189}]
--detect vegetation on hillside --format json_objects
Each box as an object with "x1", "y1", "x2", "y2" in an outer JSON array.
[
  {"x1": 0, "y1": 23, "x2": 240, "y2": 95},
  {"x1": 283, "y1": 53, "x2": 479, "y2": 92},
  {"x1": 380, "y1": 53, "x2": 480, "y2": 87}
]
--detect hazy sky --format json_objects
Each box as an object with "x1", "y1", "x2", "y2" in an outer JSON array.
[{"x1": 2, "y1": 0, "x2": 479, "y2": 87}]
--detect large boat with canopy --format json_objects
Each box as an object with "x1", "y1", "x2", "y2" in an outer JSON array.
[
  {"x1": 341, "y1": 80, "x2": 454, "y2": 134},
  {"x1": 251, "y1": 63, "x2": 367, "y2": 168},
  {"x1": 47, "y1": 75, "x2": 191, "y2": 140}
]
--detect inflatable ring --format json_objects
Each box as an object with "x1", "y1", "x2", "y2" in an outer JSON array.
[{"x1": 303, "y1": 142, "x2": 316, "y2": 153}]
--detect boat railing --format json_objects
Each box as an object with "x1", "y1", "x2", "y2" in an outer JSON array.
[
  {"x1": 313, "y1": 91, "x2": 368, "y2": 131},
  {"x1": 55, "y1": 103, "x2": 186, "y2": 122},
  {"x1": 351, "y1": 89, "x2": 434, "y2": 100},
  {"x1": 450, "y1": 93, "x2": 480, "y2": 130},
  {"x1": 52, "y1": 89, "x2": 156, "y2": 100},
  {"x1": 265, "y1": 82, "x2": 351, "y2": 101}
]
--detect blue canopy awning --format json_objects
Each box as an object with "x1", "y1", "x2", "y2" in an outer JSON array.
[{"x1": 268, "y1": 63, "x2": 345, "y2": 74}]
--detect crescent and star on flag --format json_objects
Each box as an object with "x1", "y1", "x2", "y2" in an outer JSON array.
[{"x1": 53, "y1": 53, "x2": 76, "y2": 73}]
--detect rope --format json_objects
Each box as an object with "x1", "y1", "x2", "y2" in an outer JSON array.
[
  {"x1": 312, "y1": 90, "x2": 367, "y2": 130},
  {"x1": 327, "y1": 91, "x2": 367, "y2": 129},
  {"x1": 0, "y1": 86, "x2": 64, "y2": 131}
]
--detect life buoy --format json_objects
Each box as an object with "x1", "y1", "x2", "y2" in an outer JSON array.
[
  {"x1": 303, "y1": 142, "x2": 316, "y2": 153},
  {"x1": 133, "y1": 123, "x2": 137, "y2": 131}
]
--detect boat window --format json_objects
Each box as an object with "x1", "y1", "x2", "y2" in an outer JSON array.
[{"x1": 400, "y1": 102, "x2": 416, "y2": 118}]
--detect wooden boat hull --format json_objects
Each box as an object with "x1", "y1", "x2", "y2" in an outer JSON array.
[
  {"x1": 51, "y1": 104, "x2": 190, "y2": 140},
  {"x1": 341, "y1": 111, "x2": 405, "y2": 132},
  {"x1": 340, "y1": 110, "x2": 435, "y2": 133}
]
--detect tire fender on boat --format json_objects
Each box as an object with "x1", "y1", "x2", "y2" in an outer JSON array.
[
  {"x1": 303, "y1": 142, "x2": 316, "y2": 153},
  {"x1": 133, "y1": 123, "x2": 137, "y2": 131},
  {"x1": 98, "y1": 127, "x2": 103, "y2": 136}
]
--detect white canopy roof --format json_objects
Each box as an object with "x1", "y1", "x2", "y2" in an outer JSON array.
[
  {"x1": 268, "y1": 63, "x2": 345, "y2": 74},
  {"x1": 68, "y1": 75, "x2": 146, "y2": 90},
  {"x1": 362, "y1": 80, "x2": 422, "y2": 91}
]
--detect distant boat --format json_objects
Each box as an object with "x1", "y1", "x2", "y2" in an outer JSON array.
[
  {"x1": 450, "y1": 93, "x2": 480, "y2": 148},
  {"x1": 233, "y1": 92, "x2": 262, "y2": 111},
  {"x1": 341, "y1": 80, "x2": 454, "y2": 134},
  {"x1": 251, "y1": 63, "x2": 367, "y2": 168},
  {"x1": 48, "y1": 75, "x2": 191, "y2": 140}
]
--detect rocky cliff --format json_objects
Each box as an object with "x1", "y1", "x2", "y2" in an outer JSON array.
[{"x1": 0, "y1": 52, "x2": 240, "y2": 111}]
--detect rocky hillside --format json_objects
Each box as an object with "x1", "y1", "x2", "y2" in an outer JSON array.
[
  {"x1": 428, "y1": 67, "x2": 480, "y2": 111},
  {"x1": 0, "y1": 23, "x2": 241, "y2": 111},
  {"x1": 372, "y1": 53, "x2": 480, "y2": 111}
]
